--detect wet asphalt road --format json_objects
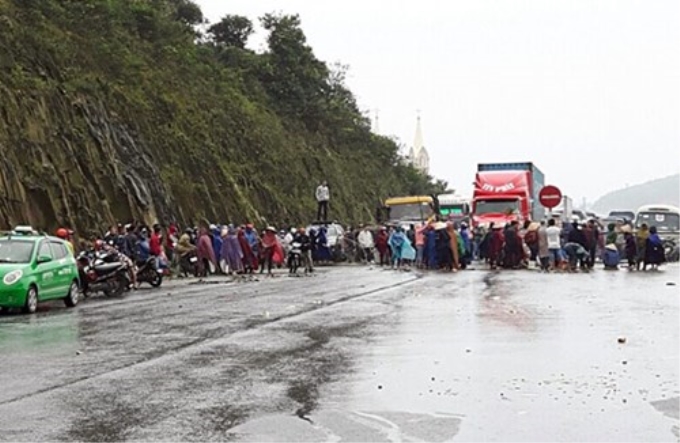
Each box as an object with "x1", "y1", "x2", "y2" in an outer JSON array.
[{"x1": 0, "y1": 265, "x2": 678, "y2": 442}]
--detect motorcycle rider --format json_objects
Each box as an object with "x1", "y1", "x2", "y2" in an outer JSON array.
[
  {"x1": 103, "y1": 225, "x2": 120, "y2": 247},
  {"x1": 150, "y1": 224, "x2": 164, "y2": 270},
  {"x1": 293, "y1": 227, "x2": 313, "y2": 273},
  {"x1": 175, "y1": 228, "x2": 197, "y2": 275},
  {"x1": 55, "y1": 228, "x2": 75, "y2": 256},
  {"x1": 122, "y1": 224, "x2": 138, "y2": 263}
]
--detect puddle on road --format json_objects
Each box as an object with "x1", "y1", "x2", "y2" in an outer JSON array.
[
  {"x1": 229, "y1": 409, "x2": 462, "y2": 442},
  {"x1": 651, "y1": 396, "x2": 680, "y2": 420},
  {"x1": 478, "y1": 272, "x2": 541, "y2": 333}
]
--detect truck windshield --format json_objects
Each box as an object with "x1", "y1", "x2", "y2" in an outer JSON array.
[
  {"x1": 0, "y1": 239, "x2": 35, "y2": 263},
  {"x1": 635, "y1": 212, "x2": 680, "y2": 232},
  {"x1": 474, "y1": 199, "x2": 519, "y2": 215},
  {"x1": 388, "y1": 203, "x2": 433, "y2": 222}
]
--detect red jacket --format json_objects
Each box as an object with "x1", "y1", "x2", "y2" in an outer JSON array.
[{"x1": 150, "y1": 233, "x2": 162, "y2": 256}]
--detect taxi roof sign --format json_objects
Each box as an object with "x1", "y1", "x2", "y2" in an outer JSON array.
[{"x1": 12, "y1": 225, "x2": 39, "y2": 235}]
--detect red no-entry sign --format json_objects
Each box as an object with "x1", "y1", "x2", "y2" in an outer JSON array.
[{"x1": 539, "y1": 185, "x2": 562, "y2": 209}]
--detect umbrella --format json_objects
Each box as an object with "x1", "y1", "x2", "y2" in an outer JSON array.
[
  {"x1": 434, "y1": 222, "x2": 447, "y2": 230},
  {"x1": 527, "y1": 222, "x2": 540, "y2": 231}
]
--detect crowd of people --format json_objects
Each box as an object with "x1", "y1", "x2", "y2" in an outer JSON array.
[
  {"x1": 340, "y1": 217, "x2": 668, "y2": 273},
  {"x1": 47, "y1": 196, "x2": 668, "y2": 281},
  {"x1": 52, "y1": 220, "x2": 350, "y2": 280}
]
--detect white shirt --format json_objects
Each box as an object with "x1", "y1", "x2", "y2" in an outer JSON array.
[
  {"x1": 316, "y1": 185, "x2": 330, "y2": 202},
  {"x1": 546, "y1": 226, "x2": 561, "y2": 249},
  {"x1": 283, "y1": 232, "x2": 294, "y2": 247},
  {"x1": 358, "y1": 230, "x2": 375, "y2": 249}
]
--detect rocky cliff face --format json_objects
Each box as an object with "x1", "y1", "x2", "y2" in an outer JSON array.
[
  {"x1": 0, "y1": 1, "x2": 444, "y2": 236},
  {"x1": 0, "y1": 88, "x2": 174, "y2": 235}
]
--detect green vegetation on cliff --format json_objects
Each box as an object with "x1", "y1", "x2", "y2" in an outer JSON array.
[{"x1": 0, "y1": 0, "x2": 445, "y2": 233}]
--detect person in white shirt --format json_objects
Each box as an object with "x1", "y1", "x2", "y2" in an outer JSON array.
[
  {"x1": 283, "y1": 228, "x2": 295, "y2": 254},
  {"x1": 357, "y1": 226, "x2": 375, "y2": 263},
  {"x1": 315, "y1": 181, "x2": 330, "y2": 221},
  {"x1": 546, "y1": 218, "x2": 562, "y2": 269}
]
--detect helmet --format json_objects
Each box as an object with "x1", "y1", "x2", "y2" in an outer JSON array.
[
  {"x1": 94, "y1": 239, "x2": 104, "y2": 250},
  {"x1": 56, "y1": 228, "x2": 68, "y2": 239}
]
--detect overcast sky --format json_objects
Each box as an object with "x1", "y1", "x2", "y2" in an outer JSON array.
[{"x1": 196, "y1": 0, "x2": 680, "y2": 207}]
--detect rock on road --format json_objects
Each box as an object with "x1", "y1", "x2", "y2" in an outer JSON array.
[{"x1": 0, "y1": 265, "x2": 678, "y2": 442}]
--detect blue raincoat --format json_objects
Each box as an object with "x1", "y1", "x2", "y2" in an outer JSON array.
[{"x1": 212, "y1": 227, "x2": 223, "y2": 264}]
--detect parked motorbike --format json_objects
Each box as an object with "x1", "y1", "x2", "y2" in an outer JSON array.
[
  {"x1": 76, "y1": 250, "x2": 130, "y2": 297},
  {"x1": 136, "y1": 257, "x2": 164, "y2": 287},
  {"x1": 288, "y1": 242, "x2": 302, "y2": 274},
  {"x1": 178, "y1": 250, "x2": 200, "y2": 277}
]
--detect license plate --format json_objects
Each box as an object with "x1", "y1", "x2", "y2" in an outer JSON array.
[{"x1": 189, "y1": 257, "x2": 198, "y2": 263}]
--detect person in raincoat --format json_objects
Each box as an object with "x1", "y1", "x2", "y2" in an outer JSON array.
[
  {"x1": 196, "y1": 225, "x2": 216, "y2": 277},
  {"x1": 237, "y1": 227, "x2": 255, "y2": 274},
  {"x1": 375, "y1": 227, "x2": 390, "y2": 266},
  {"x1": 602, "y1": 244, "x2": 620, "y2": 270},
  {"x1": 435, "y1": 224, "x2": 452, "y2": 271},
  {"x1": 537, "y1": 221, "x2": 550, "y2": 271},
  {"x1": 624, "y1": 231, "x2": 637, "y2": 270},
  {"x1": 488, "y1": 225, "x2": 505, "y2": 270},
  {"x1": 260, "y1": 226, "x2": 282, "y2": 275},
  {"x1": 635, "y1": 223, "x2": 649, "y2": 270},
  {"x1": 221, "y1": 225, "x2": 244, "y2": 275},
  {"x1": 244, "y1": 224, "x2": 260, "y2": 271},
  {"x1": 605, "y1": 223, "x2": 618, "y2": 245},
  {"x1": 643, "y1": 226, "x2": 665, "y2": 271},
  {"x1": 388, "y1": 226, "x2": 408, "y2": 269},
  {"x1": 459, "y1": 223, "x2": 472, "y2": 269},
  {"x1": 175, "y1": 229, "x2": 196, "y2": 258},
  {"x1": 563, "y1": 242, "x2": 589, "y2": 271},
  {"x1": 173, "y1": 228, "x2": 196, "y2": 275},
  {"x1": 445, "y1": 222, "x2": 460, "y2": 271},
  {"x1": 211, "y1": 225, "x2": 223, "y2": 272},
  {"x1": 503, "y1": 222, "x2": 524, "y2": 269},
  {"x1": 315, "y1": 227, "x2": 332, "y2": 263},
  {"x1": 425, "y1": 224, "x2": 437, "y2": 269},
  {"x1": 400, "y1": 232, "x2": 417, "y2": 266}
]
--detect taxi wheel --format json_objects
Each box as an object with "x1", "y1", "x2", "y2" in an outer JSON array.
[
  {"x1": 64, "y1": 280, "x2": 79, "y2": 308},
  {"x1": 23, "y1": 286, "x2": 38, "y2": 314}
]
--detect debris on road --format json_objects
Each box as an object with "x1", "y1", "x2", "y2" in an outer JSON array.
[{"x1": 617, "y1": 337, "x2": 627, "y2": 344}]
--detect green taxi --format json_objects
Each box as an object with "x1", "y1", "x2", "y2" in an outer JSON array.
[{"x1": 0, "y1": 227, "x2": 80, "y2": 314}]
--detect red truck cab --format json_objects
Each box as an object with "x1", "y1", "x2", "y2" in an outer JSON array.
[{"x1": 471, "y1": 170, "x2": 532, "y2": 228}]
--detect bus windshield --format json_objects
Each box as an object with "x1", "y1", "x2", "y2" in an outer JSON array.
[
  {"x1": 635, "y1": 212, "x2": 680, "y2": 232},
  {"x1": 474, "y1": 199, "x2": 519, "y2": 215},
  {"x1": 388, "y1": 203, "x2": 434, "y2": 222},
  {"x1": 440, "y1": 204, "x2": 469, "y2": 217}
]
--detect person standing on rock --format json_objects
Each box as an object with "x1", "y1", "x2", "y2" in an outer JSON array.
[{"x1": 315, "y1": 181, "x2": 330, "y2": 221}]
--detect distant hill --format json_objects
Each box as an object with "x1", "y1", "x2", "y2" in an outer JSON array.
[{"x1": 592, "y1": 174, "x2": 680, "y2": 214}]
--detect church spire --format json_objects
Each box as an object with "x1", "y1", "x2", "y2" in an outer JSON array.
[
  {"x1": 410, "y1": 111, "x2": 430, "y2": 174},
  {"x1": 413, "y1": 111, "x2": 424, "y2": 156}
]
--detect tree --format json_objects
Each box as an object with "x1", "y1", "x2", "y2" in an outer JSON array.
[
  {"x1": 175, "y1": 0, "x2": 203, "y2": 25},
  {"x1": 208, "y1": 15, "x2": 253, "y2": 49},
  {"x1": 259, "y1": 13, "x2": 329, "y2": 128}
]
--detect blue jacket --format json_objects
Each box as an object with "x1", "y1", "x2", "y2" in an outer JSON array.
[
  {"x1": 138, "y1": 238, "x2": 150, "y2": 262},
  {"x1": 212, "y1": 228, "x2": 223, "y2": 262},
  {"x1": 460, "y1": 228, "x2": 471, "y2": 253}
]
